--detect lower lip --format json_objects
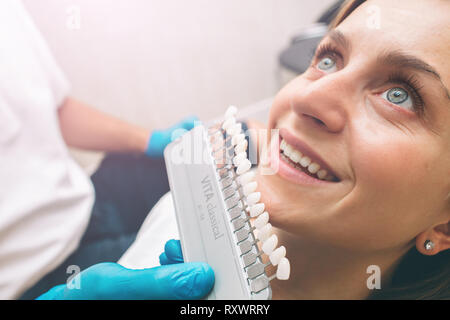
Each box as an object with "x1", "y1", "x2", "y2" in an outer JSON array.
[{"x1": 269, "y1": 136, "x2": 335, "y2": 186}]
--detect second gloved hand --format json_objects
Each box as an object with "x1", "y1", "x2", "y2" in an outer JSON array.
[
  {"x1": 36, "y1": 260, "x2": 214, "y2": 300},
  {"x1": 145, "y1": 115, "x2": 199, "y2": 158}
]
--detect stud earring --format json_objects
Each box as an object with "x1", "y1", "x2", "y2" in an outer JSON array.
[{"x1": 424, "y1": 240, "x2": 434, "y2": 251}]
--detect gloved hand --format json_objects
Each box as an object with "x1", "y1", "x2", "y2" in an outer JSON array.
[
  {"x1": 37, "y1": 243, "x2": 214, "y2": 300},
  {"x1": 145, "y1": 115, "x2": 199, "y2": 158}
]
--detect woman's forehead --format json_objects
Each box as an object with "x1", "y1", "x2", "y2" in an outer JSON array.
[
  {"x1": 338, "y1": 0, "x2": 448, "y2": 47},
  {"x1": 337, "y1": 0, "x2": 450, "y2": 83}
]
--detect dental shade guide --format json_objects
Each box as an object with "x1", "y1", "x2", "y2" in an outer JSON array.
[{"x1": 164, "y1": 105, "x2": 290, "y2": 299}]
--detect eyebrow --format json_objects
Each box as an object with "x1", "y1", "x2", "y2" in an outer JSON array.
[{"x1": 325, "y1": 29, "x2": 450, "y2": 100}]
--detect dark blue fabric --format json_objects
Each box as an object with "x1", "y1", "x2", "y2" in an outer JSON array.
[{"x1": 20, "y1": 153, "x2": 170, "y2": 299}]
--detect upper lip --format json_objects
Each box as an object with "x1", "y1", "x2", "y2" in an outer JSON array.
[{"x1": 278, "y1": 128, "x2": 340, "y2": 181}]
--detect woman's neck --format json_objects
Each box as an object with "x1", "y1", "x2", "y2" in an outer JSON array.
[{"x1": 268, "y1": 229, "x2": 408, "y2": 300}]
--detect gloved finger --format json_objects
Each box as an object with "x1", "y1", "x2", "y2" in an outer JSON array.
[
  {"x1": 159, "y1": 252, "x2": 171, "y2": 265},
  {"x1": 178, "y1": 115, "x2": 199, "y2": 131},
  {"x1": 107, "y1": 262, "x2": 215, "y2": 300},
  {"x1": 164, "y1": 239, "x2": 184, "y2": 263},
  {"x1": 36, "y1": 284, "x2": 66, "y2": 300}
]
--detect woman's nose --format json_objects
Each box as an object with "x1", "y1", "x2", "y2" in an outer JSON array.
[{"x1": 289, "y1": 73, "x2": 355, "y2": 133}]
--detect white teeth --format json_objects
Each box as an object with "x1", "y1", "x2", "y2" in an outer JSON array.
[
  {"x1": 233, "y1": 152, "x2": 247, "y2": 167},
  {"x1": 253, "y1": 211, "x2": 269, "y2": 229},
  {"x1": 283, "y1": 144, "x2": 294, "y2": 157},
  {"x1": 299, "y1": 156, "x2": 311, "y2": 168},
  {"x1": 257, "y1": 222, "x2": 272, "y2": 241},
  {"x1": 238, "y1": 171, "x2": 255, "y2": 185},
  {"x1": 280, "y1": 138, "x2": 336, "y2": 181},
  {"x1": 242, "y1": 181, "x2": 257, "y2": 196},
  {"x1": 317, "y1": 169, "x2": 327, "y2": 180},
  {"x1": 222, "y1": 117, "x2": 235, "y2": 131},
  {"x1": 276, "y1": 257, "x2": 290, "y2": 280},
  {"x1": 307, "y1": 162, "x2": 320, "y2": 174},
  {"x1": 262, "y1": 234, "x2": 278, "y2": 255},
  {"x1": 249, "y1": 203, "x2": 265, "y2": 217},
  {"x1": 227, "y1": 122, "x2": 242, "y2": 136},
  {"x1": 269, "y1": 246, "x2": 286, "y2": 266},
  {"x1": 232, "y1": 133, "x2": 245, "y2": 146},
  {"x1": 289, "y1": 150, "x2": 302, "y2": 163},
  {"x1": 246, "y1": 192, "x2": 261, "y2": 206},
  {"x1": 280, "y1": 139, "x2": 287, "y2": 151},
  {"x1": 235, "y1": 139, "x2": 248, "y2": 154},
  {"x1": 236, "y1": 158, "x2": 251, "y2": 175},
  {"x1": 225, "y1": 105, "x2": 238, "y2": 119}
]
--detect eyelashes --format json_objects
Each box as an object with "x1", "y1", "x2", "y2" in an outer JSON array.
[
  {"x1": 309, "y1": 42, "x2": 426, "y2": 115},
  {"x1": 309, "y1": 43, "x2": 342, "y2": 66},
  {"x1": 313, "y1": 43, "x2": 342, "y2": 62},
  {"x1": 386, "y1": 72, "x2": 425, "y2": 115}
]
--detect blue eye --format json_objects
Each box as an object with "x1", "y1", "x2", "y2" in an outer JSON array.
[
  {"x1": 317, "y1": 57, "x2": 337, "y2": 72},
  {"x1": 381, "y1": 87, "x2": 413, "y2": 110}
]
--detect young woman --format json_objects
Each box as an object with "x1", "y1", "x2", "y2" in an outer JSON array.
[{"x1": 256, "y1": 0, "x2": 450, "y2": 299}]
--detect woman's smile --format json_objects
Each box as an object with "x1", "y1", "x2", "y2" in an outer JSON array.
[{"x1": 269, "y1": 127, "x2": 341, "y2": 186}]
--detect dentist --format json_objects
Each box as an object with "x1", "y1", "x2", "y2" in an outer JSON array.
[{"x1": 0, "y1": 0, "x2": 213, "y2": 299}]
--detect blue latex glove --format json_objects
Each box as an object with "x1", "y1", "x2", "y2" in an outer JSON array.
[
  {"x1": 37, "y1": 244, "x2": 214, "y2": 300},
  {"x1": 159, "y1": 239, "x2": 184, "y2": 265},
  {"x1": 146, "y1": 115, "x2": 200, "y2": 158}
]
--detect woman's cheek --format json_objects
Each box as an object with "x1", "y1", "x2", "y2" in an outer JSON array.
[{"x1": 348, "y1": 138, "x2": 434, "y2": 243}]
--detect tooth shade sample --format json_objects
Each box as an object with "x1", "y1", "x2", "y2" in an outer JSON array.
[
  {"x1": 225, "y1": 105, "x2": 238, "y2": 119},
  {"x1": 249, "y1": 203, "x2": 265, "y2": 217},
  {"x1": 238, "y1": 171, "x2": 255, "y2": 185},
  {"x1": 243, "y1": 181, "x2": 257, "y2": 196},
  {"x1": 235, "y1": 140, "x2": 248, "y2": 154},
  {"x1": 276, "y1": 257, "x2": 290, "y2": 280},
  {"x1": 253, "y1": 211, "x2": 269, "y2": 229},
  {"x1": 236, "y1": 159, "x2": 252, "y2": 175},
  {"x1": 232, "y1": 133, "x2": 245, "y2": 146},
  {"x1": 262, "y1": 234, "x2": 278, "y2": 255},
  {"x1": 227, "y1": 123, "x2": 242, "y2": 136},
  {"x1": 233, "y1": 152, "x2": 247, "y2": 166},
  {"x1": 269, "y1": 246, "x2": 286, "y2": 266},
  {"x1": 246, "y1": 192, "x2": 261, "y2": 206},
  {"x1": 257, "y1": 223, "x2": 272, "y2": 241},
  {"x1": 222, "y1": 117, "x2": 235, "y2": 131}
]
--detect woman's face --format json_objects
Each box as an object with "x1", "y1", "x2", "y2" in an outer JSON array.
[{"x1": 258, "y1": 0, "x2": 450, "y2": 252}]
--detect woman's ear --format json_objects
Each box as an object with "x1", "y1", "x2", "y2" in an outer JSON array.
[{"x1": 416, "y1": 219, "x2": 450, "y2": 256}]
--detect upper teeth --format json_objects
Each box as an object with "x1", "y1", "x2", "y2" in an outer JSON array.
[{"x1": 280, "y1": 139, "x2": 331, "y2": 181}]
